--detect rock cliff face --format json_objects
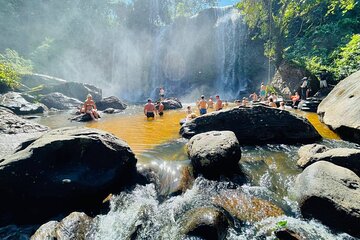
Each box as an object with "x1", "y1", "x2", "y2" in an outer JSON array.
[{"x1": 317, "y1": 70, "x2": 360, "y2": 143}]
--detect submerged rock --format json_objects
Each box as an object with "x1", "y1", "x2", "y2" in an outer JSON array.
[
  {"x1": 102, "y1": 108, "x2": 122, "y2": 114},
  {"x1": 294, "y1": 161, "x2": 360, "y2": 237},
  {"x1": 187, "y1": 131, "x2": 242, "y2": 178},
  {"x1": 213, "y1": 190, "x2": 284, "y2": 223},
  {"x1": 297, "y1": 147, "x2": 360, "y2": 175},
  {"x1": 180, "y1": 106, "x2": 321, "y2": 144},
  {"x1": 0, "y1": 127, "x2": 137, "y2": 225},
  {"x1": 317, "y1": 70, "x2": 360, "y2": 143},
  {"x1": 180, "y1": 207, "x2": 229, "y2": 240},
  {"x1": 0, "y1": 92, "x2": 47, "y2": 115},
  {"x1": 96, "y1": 96, "x2": 127, "y2": 111},
  {"x1": 39, "y1": 92, "x2": 82, "y2": 110},
  {"x1": 69, "y1": 113, "x2": 94, "y2": 122},
  {"x1": 31, "y1": 212, "x2": 94, "y2": 240},
  {"x1": 161, "y1": 98, "x2": 182, "y2": 110}
]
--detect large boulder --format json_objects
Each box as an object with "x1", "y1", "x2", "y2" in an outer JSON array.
[
  {"x1": 294, "y1": 161, "x2": 360, "y2": 237},
  {"x1": 21, "y1": 73, "x2": 102, "y2": 101},
  {"x1": 180, "y1": 207, "x2": 229, "y2": 240},
  {"x1": 161, "y1": 98, "x2": 182, "y2": 110},
  {"x1": 317, "y1": 70, "x2": 360, "y2": 143},
  {"x1": 31, "y1": 212, "x2": 95, "y2": 240},
  {"x1": 187, "y1": 131, "x2": 241, "y2": 178},
  {"x1": 0, "y1": 107, "x2": 48, "y2": 157},
  {"x1": 0, "y1": 127, "x2": 137, "y2": 226},
  {"x1": 180, "y1": 106, "x2": 321, "y2": 144},
  {"x1": 297, "y1": 147, "x2": 360, "y2": 176},
  {"x1": 39, "y1": 92, "x2": 83, "y2": 110},
  {"x1": 0, "y1": 92, "x2": 47, "y2": 115},
  {"x1": 96, "y1": 96, "x2": 127, "y2": 111}
]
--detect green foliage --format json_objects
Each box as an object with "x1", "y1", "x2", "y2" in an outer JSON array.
[
  {"x1": 237, "y1": 0, "x2": 359, "y2": 74},
  {"x1": 334, "y1": 34, "x2": 360, "y2": 78},
  {"x1": 276, "y1": 220, "x2": 288, "y2": 229},
  {"x1": 0, "y1": 62, "x2": 20, "y2": 90},
  {"x1": 0, "y1": 49, "x2": 33, "y2": 74}
]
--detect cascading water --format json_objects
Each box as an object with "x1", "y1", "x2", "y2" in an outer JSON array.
[
  {"x1": 107, "y1": 5, "x2": 267, "y2": 102},
  {"x1": 214, "y1": 7, "x2": 247, "y2": 99}
]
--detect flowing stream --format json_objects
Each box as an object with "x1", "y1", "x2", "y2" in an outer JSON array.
[{"x1": 1, "y1": 106, "x2": 358, "y2": 239}]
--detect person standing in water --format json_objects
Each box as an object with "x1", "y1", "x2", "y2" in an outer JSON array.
[
  {"x1": 159, "y1": 87, "x2": 165, "y2": 101},
  {"x1": 144, "y1": 99, "x2": 156, "y2": 118},
  {"x1": 198, "y1": 95, "x2": 208, "y2": 115},
  {"x1": 260, "y1": 82, "x2": 266, "y2": 101},
  {"x1": 208, "y1": 97, "x2": 214, "y2": 109},
  {"x1": 215, "y1": 95, "x2": 223, "y2": 111},
  {"x1": 81, "y1": 94, "x2": 99, "y2": 120},
  {"x1": 156, "y1": 101, "x2": 164, "y2": 116}
]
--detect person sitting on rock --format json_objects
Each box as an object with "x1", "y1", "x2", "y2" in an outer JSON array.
[
  {"x1": 186, "y1": 105, "x2": 192, "y2": 115},
  {"x1": 241, "y1": 97, "x2": 249, "y2": 107},
  {"x1": 290, "y1": 92, "x2": 300, "y2": 106},
  {"x1": 144, "y1": 98, "x2": 156, "y2": 118},
  {"x1": 268, "y1": 98, "x2": 277, "y2": 108},
  {"x1": 198, "y1": 95, "x2": 208, "y2": 115},
  {"x1": 156, "y1": 101, "x2": 164, "y2": 116},
  {"x1": 278, "y1": 101, "x2": 285, "y2": 110},
  {"x1": 268, "y1": 92, "x2": 278, "y2": 102},
  {"x1": 81, "y1": 94, "x2": 99, "y2": 120},
  {"x1": 249, "y1": 92, "x2": 258, "y2": 102}
]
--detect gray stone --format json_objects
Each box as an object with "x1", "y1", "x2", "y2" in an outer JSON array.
[
  {"x1": 31, "y1": 212, "x2": 94, "y2": 240},
  {"x1": 0, "y1": 92, "x2": 47, "y2": 115},
  {"x1": 161, "y1": 98, "x2": 182, "y2": 110},
  {"x1": 180, "y1": 207, "x2": 229, "y2": 240},
  {"x1": 294, "y1": 161, "x2": 360, "y2": 237},
  {"x1": 318, "y1": 70, "x2": 360, "y2": 143},
  {"x1": 297, "y1": 144, "x2": 329, "y2": 168},
  {"x1": 180, "y1": 106, "x2": 321, "y2": 144},
  {"x1": 0, "y1": 127, "x2": 137, "y2": 225},
  {"x1": 39, "y1": 92, "x2": 83, "y2": 110},
  {"x1": 298, "y1": 147, "x2": 360, "y2": 176},
  {"x1": 96, "y1": 96, "x2": 127, "y2": 111},
  {"x1": 187, "y1": 131, "x2": 241, "y2": 178}
]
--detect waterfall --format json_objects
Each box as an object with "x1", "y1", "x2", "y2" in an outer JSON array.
[{"x1": 214, "y1": 7, "x2": 246, "y2": 99}]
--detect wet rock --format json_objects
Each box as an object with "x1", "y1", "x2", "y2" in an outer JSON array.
[
  {"x1": 294, "y1": 161, "x2": 360, "y2": 237},
  {"x1": 274, "y1": 228, "x2": 303, "y2": 240},
  {"x1": 69, "y1": 113, "x2": 93, "y2": 122},
  {"x1": 213, "y1": 190, "x2": 284, "y2": 223},
  {"x1": 180, "y1": 106, "x2": 321, "y2": 144},
  {"x1": 39, "y1": 92, "x2": 83, "y2": 110},
  {"x1": 180, "y1": 207, "x2": 229, "y2": 240},
  {"x1": 0, "y1": 127, "x2": 137, "y2": 225},
  {"x1": 21, "y1": 73, "x2": 102, "y2": 101},
  {"x1": 187, "y1": 131, "x2": 241, "y2": 178},
  {"x1": 312, "y1": 87, "x2": 334, "y2": 100},
  {"x1": 318, "y1": 70, "x2": 360, "y2": 143},
  {"x1": 298, "y1": 147, "x2": 360, "y2": 175},
  {"x1": 161, "y1": 98, "x2": 182, "y2": 110},
  {"x1": 0, "y1": 92, "x2": 47, "y2": 115},
  {"x1": 102, "y1": 108, "x2": 122, "y2": 114},
  {"x1": 297, "y1": 144, "x2": 329, "y2": 168},
  {"x1": 0, "y1": 107, "x2": 48, "y2": 157},
  {"x1": 31, "y1": 212, "x2": 94, "y2": 240},
  {"x1": 96, "y1": 96, "x2": 127, "y2": 111}
]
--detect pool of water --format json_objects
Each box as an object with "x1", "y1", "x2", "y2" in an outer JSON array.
[{"x1": 6, "y1": 106, "x2": 358, "y2": 239}]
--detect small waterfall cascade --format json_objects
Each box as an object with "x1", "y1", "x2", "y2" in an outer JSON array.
[{"x1": 214, "y1": 7, "x2": 247, "y2": 99}]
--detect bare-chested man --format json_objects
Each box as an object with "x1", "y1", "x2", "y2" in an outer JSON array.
[
  {"x1": 208, "y1": 97, "x2": 214, "y2": 109},
  {"x1": 215, "y1": 95, "x2": 223, "y2": 111},
  {"x1": 144, "y1": 99, "x2": 156, "y2": 118},
  {"x1": 198, "y1": 95, "x2": 207, "y2": 115},
  {"x1": 156, "y1": 101, "x2": 164, "y2": 116}
]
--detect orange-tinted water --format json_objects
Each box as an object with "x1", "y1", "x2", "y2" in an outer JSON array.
[
  {"x1": 295, "y1": 110, "x2": 340, "y2": 140},
  {"x1": 86, "y1": 109, "x2": 186, "y2": 154}
]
